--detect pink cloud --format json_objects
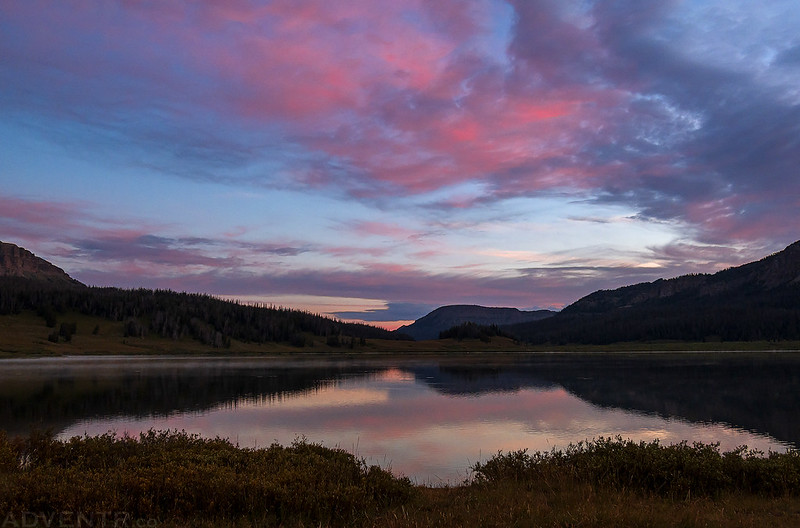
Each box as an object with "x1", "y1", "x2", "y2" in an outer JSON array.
[
  {"x1": 98, "y1": 0, "x2": 612, "y2": 198},
  {"x1": 0, "y1": 196, "x2": 156, "y2": 248},
  {"x1": 0, "y1": 0, "x2": 679, "y2": 204},
  {"x1": 182, "y1": 0, "x2": 469, "y2": 123},
  {"x1": 3, "y1": 0, "x2": 798, "y2": 307},
  {"x1": 684, "y1": 191, "x2": 800, "y2": 248},
  {"x1": 0, "y1": 196, "x2": 88, "y2": 232},
  {"x1": 348, "y1": 221, "x2": 420, "y2": 240},
  {"x1": 323, "y1": 246, "x2": 390, "y2": 259}
]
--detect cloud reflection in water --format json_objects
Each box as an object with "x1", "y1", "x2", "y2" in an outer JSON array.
[{"x1": 60, "y1": 365, "x2": 789, "y2": 485}]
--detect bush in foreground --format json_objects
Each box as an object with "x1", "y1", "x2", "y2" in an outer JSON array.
[
  {"x1": 0, "y1": 430, "x2": 413, "y2": 526},
  {"x1": 3, "y1": 433, "x2": 800, "y2": 527},
  {"x1": 471, "y1": 436, "x2": 800, "y2": 498}
]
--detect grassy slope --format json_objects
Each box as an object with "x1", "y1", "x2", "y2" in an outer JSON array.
[
  {"x1": 0, "y1": 310, "x2": 285, "y2": 356},
  {"x1": 3, "y1": 310, "x2": 800, "y2": 357},
  {"x1": 0, "y1": 311, "x2": 540, "y2": 357}
]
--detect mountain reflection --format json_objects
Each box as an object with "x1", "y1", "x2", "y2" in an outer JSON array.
[
  {"x1": 1, "y1": 354, "x2": 799, "y2": 451},
  {"x1": 0, "y1": 357, "x2": 383, "y2": 436},
  {"x1": 409, "y1": 353, "x2": 800, "y2": 448}
]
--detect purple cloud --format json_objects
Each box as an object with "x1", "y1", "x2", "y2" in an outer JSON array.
[{"x1": 2, "y1": 0, "x2": 799, "y2": 318}]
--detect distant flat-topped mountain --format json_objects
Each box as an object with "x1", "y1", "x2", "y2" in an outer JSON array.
[
  {"x1": 396, "y1": 305, "x2": 555, "y2": 341},
  {"x1": 508, "y1": 240, "x2": 800, "y2": 344},
  {"x1": 0, "y1": 241, "x2": 84, "y2": 287}
]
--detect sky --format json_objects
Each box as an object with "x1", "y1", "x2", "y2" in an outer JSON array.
[{"x1": 1, "y1": 0, "x2": 799, "y2": 330}]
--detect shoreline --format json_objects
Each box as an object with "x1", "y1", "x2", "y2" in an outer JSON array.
[{"x1": 4, "y1": 346, "x2": 800, "y2": 362}]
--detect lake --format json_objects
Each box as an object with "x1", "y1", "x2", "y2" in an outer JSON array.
[{"x1": 1, "y1": 352, "x2": 799, "y2": 484}]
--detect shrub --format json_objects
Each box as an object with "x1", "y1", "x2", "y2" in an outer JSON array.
[
  {"x1": 0, "y1": 430, "x2": 414, "y2": 526},
  {"x1": 471, "y1": 437, "x2": 800, "y2": 498}
]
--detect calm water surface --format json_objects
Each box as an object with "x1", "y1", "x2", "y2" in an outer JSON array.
[{"x1": 1, "y1": 353, "x2": 799, "y2": 484}]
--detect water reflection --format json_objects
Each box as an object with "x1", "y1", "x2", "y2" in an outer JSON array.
[{"x1": 1, "y1": 353, "x2": 798, "y2": 484}]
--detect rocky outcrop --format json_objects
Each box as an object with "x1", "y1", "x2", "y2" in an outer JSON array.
[{"x1": 0, "y1": 241, "x2": 83, "y2": 286}]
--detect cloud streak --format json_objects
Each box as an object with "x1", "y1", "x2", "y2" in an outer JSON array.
[{"x1": 1, "y1": 0, "x2": 798, "y2": 324}]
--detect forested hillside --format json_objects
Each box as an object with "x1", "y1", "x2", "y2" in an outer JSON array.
[
  {"x1": 0, "y1": 277, "x2": 399, "y2": 348},
  {"x1": 508, "y1": 241, "x2": 800, "y2": 344}
]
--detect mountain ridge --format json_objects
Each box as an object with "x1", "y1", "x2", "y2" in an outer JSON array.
[
  {"x1": 396, "y1": 304, "x2": 555, "y2": 341},
  {"x1": 508, "y1": 240, "x2": 800, "y2": 344},
  {"x1": 4, "y1": 238, "x2": 800, "y2": 346},
  {"x1": 0, "y1": 241, "x2": 84, "y2": 287},
  {"x1": 563, "y1": 241, "x2": 800, "y2": 314}
]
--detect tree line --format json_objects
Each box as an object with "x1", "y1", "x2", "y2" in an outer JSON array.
[
  {"x1": 0, "y1": 278, "x2": 402, "y2": 347},
  {"x1": 507, "y1": 287, "x2": 800, "y2": 345},
  {"x1": 438, "y1": 321, "x2": 514, "y2": 342}
]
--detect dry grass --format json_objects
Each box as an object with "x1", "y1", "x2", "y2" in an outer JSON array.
[
  {"x1": 3, "y1": 432, "x2": 800, "y2": 527},
  {"x1": 0, "y1": 430, "x2": 413, "y2": 527},
  {"x1": 367, "y1": 485, "x2": 800, "y2": 528}
]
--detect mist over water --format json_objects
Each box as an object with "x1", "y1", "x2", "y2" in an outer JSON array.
[{"x1": 2, "y1": 354, "x2": 798, "y2": 484}]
